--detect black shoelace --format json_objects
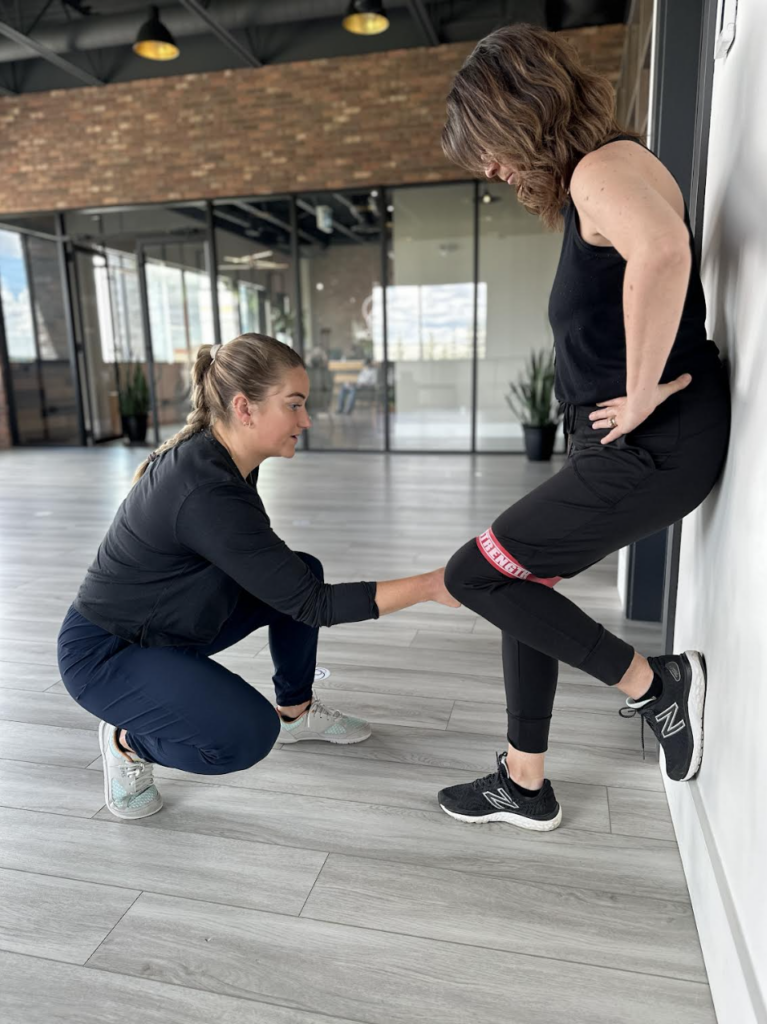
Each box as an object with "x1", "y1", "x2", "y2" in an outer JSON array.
[
  {"x1": 619, "y1": 703, "x2": 660, "y2": 761},
  {"x1": 471, "y1": 752, "x2": 507, "y2": 790}
]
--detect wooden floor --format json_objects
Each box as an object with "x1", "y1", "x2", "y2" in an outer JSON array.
[{"x1": 0, "y1": 446, "x2": 715, "y2": 1024}]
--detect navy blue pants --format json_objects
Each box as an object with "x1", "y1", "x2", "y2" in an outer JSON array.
[{"x1": 58, "y1": 552, "x2": 323, "y2": 775}]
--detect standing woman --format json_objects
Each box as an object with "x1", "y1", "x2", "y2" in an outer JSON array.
[
  {"x1": 438, "y1": 25, "x2": 730, "y2": 830},
  {"x1": 58, "y1": 334, "x2": 457, "y2": 820}
]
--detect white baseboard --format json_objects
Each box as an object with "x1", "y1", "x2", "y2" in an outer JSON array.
[{"x1": 665, "y1": 778, "x2": 766, "y2": 1024}]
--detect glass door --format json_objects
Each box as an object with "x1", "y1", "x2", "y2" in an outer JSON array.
[
  {"x1": 0, "y1": 228, "x2": 81, "y2": 445},
  {"x1": 141, "y1": 238, "x2": 214, "y2": 442}
]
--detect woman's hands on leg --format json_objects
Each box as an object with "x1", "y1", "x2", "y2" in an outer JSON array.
[{"x1": 375, "y1": 567, "x2": 460, "y2": 616}]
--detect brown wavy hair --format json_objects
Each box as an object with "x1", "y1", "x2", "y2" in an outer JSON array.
[
  {"x1": 133, "y1": 333, "x2": 304, "y2": 483},
  {"x1": 442, "y1": 24, "x2": 640, "y2": 229}
]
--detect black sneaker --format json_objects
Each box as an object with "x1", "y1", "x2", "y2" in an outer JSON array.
[
  {"x1": 620, "y1": 651, "x2": 706, "y2": 782},
  {"x1": 438, "y1": 753, "x2": 562, "y2": 831}
]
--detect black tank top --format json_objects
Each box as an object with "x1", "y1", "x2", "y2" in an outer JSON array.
[{"x1": 548, "y1": 136, "x2": 720, "y2": 405}]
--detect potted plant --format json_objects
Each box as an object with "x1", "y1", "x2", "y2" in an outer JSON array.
[
  {"x1": 119, "y1": 364, "x2": 151, "y2": 445},
  {"x1": 505, "y1": 348, "x2": 562, "y2": 461}
]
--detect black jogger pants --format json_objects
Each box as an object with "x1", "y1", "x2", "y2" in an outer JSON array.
[{"x1": 444, "y1": 366, "x2": 731, "y2": 753}]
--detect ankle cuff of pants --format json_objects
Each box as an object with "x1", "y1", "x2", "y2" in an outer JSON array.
[
  {"x1": 275, "y1": 687, "x2": 313, "y2": 708},
  {"x1": 579, "y1": 627, "x2": 635, "y2": 685},
  {"x1": 123, "y1": 733, "x2": 155, "y2": 764},
  {"x1": 507, "y1": 715, "x2": 551, "y2": 755}
]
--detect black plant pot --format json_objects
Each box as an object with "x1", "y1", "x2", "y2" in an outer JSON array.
[
  {"x1": 121, "y1": 414, "x2": 149, "y2": 445},
  {"x1": 522, "y1": 423, "x2": 557, "y2": 462}
]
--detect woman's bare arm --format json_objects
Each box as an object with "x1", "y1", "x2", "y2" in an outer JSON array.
[{"x1": 375, "y1": 568, "x2": 459, "y2": 616}]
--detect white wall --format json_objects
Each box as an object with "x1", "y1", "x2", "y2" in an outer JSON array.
[{"x1": 668, "y1": 4, "x2": 767, "y2": 1022}]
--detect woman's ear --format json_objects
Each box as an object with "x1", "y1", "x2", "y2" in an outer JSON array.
[{"x1": 231, "y1": 393, "x2": 253, "y2": 427}]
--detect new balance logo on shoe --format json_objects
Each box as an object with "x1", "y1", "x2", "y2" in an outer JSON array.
[
  {"x1": 655, "y1": 701, "x2": 686, "y2": 738},
  {"x1": 483, "y1": 788, "x2": 519, "y2": 811},
  {"x1": 667, "y1": 661, "x2": 682, "y2": 683}
]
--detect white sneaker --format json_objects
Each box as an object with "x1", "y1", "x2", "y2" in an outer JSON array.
[
  {"x1": 98, "y1": 721, "x2": 163, "y2": 819},
  {"x1": 278, "y1": 696, "x2": 371, "y2": 745}
]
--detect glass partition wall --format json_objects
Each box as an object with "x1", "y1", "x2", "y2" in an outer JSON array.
[{"x1": 0, "y1": 185, "x2": 562, "y2": 453}]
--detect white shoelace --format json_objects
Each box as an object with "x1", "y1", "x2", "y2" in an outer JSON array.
[
  {"x1": 122, "y1": 759, "x2": 154, "y2": 790},
  {"x1": 308, "y1": 696, "x2": 344, "y2": 723}
]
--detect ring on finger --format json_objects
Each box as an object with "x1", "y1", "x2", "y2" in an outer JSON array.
[{"x1": 609, "y1": 415, "x2": 617, "y2": 428}]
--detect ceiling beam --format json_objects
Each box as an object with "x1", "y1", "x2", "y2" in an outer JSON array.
[
  {"x1": 296, "y1": 198, "x2": 363, "y2": 244},
  {"x1": 230, "y1": 201, "x2": 317, "y2": 246},
  {"x1": 405, "y1": 0, "x2": 439, "y2": 46},
  {"x1": 177, "y1": 0, "x2": 263, "y2": 68},
  {"x1": 0, "y1": 18, "x2": 103, "y2": 87}
]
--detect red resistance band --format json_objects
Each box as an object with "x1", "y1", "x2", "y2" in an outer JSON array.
[{"x1": 476, "y1": 528, "x2": 562, "y2": 588}]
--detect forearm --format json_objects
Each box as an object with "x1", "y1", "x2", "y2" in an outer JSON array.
[
  {"x1": 623, "y1": 245, "x2": 691, "y2": 406},
  {"x1": 375, "y1": 570, "x2": 440, "y2": 616}
]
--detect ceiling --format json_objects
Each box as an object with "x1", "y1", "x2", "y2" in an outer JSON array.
[{"x1": 0, "y1": 0, "x2": 629, "y2": 95}]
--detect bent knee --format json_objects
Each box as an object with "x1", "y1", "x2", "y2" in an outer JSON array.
[
  {"x1": 202, "y1": 713, "x2": 281, "y2": 774},
  {"x1": 444, "y1": 539, "x2": 487, "y2": 598}
]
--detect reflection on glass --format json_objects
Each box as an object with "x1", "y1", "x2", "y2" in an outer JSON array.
[
  {"x1": 213, "y1": 199, "x2": 297, "y2": 348},
  {"x1": 0, "y1": 230, "x2": 35, "y2": 361},
  {"x1": 475, "y1": 181, "x2": 562, "y2": 451},
  {"x1": 0, "y1": 230, "x2": 80, "y2": 443},
  {"x1": 78, "y1": 249, "x2": 120, "y2": 441},
  {"x1": 386, "y1": 184, "x2": 475, "y2": 451},
  {"x1": 0, "y1": 229, "x2": 43, "y2": 442},
  {"x1": 297, "y1": 190, "x2": 385, "y2": 450},
  {"x1": 26, "y1": 236, "x2": 79, "y2": 442},
  {"x1": 143, "y1": 242, "x2": 214, "y2": 440}
]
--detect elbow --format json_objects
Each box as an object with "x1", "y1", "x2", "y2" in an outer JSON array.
[{"x1": 635, "y1": 230, "x2": 691, "y2": 273}]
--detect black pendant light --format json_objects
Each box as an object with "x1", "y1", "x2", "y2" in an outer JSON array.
[
  {"x1": 343, "y1": 1, "x2": 390, "y2": 36},
  {"x1": 133, "y1": 5, "x2": 180, "y2": 61}
]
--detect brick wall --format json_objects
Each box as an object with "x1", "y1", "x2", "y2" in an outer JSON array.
[{"x1": 0, "y1": 26, "x2": 624, "y2": 216}]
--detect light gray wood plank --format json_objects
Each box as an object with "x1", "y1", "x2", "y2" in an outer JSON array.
[
  {"x1": 0, "y1": 760, "x2": 106, "y2": 817},
  {"x1": 280, "y1": 723, "x2": 663, "y2": 791},
  {"x1": 244, "y1": 658, "x2": 517, "y2": 704},
  {"x1": 321, "y1": 624, "x2": 419, "y2": 647},
  {"x1": 0, "y1": 661, "x2": 61, "y2": 691},
  {"x1": 554, "y1": 680, "x2": 627, "y2": 714},
  {"x1": 0, "y1": 806, "x2": 326, "y2": 916},
  {"x1": 302, "y1": 854, "x2": 706, "y2": 982},
  {"x1": 0, "y1": 688, "x2": 98, "y2": 732},
  {"x1": 448, "y1": 701, "x2": 645, "y2": 752},
  {"x1": 410, "y1": 629, "x2": 502, "y2": 655},
  {"x1": 0, "y1": 950, "x2": 364, "y2": 1024},
  {"x1": 150, "y1": 750, "x2": 611, "y2": 834},
  {"x1": 87, "y1": 891, "x2": 715, "y2": 1024},
  {"x1": 0, "y1": 616, "x2": 63, "y2": 644},
  {"x1": 0, "y1": 867, "x2": 139, "y2": 964},
  {"x1": 310, "y1": 688, "x2": 453, "y2": 730},
  {"x1": 0, "y1": 720, "x2": 98, "y2": 768},
  {"x1": 0, "y1": 639, "x2": 59, "y2": 667},
  {"x1": 608, "y1": 787, "x2": 677, "y2": 842},
  {"x1": 290, "y1": 640, "x2": 504, "y2": 679},
  {"x1": 94, "y1": 780, "x2": 689, "y2": 902}
]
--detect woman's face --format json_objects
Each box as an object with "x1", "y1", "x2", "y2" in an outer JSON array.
[
  {"x1": 249, "y1": 366, "x2": 312, "y2": 460},
  {"x1": 483, "y1": 157, "x2": 519, "y2": 187}
]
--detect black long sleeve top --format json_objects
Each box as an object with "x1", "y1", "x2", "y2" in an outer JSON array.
[{"x1": 73, "y1": 429, "x2": 379, "y2": 646}]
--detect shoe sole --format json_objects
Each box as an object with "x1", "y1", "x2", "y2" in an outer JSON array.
[
  {"x1": 98, "y1": 721, "x2": 164, "y2": 820},
  {"x1": 678, "y1": 650, "x2": 706, "y2": 782},
  {"x1": 439, "y1": 802, "x2": 563, "y2": 832},
  {"x1": 280, "y1": 726, "x2": 372, "y2": 746}
]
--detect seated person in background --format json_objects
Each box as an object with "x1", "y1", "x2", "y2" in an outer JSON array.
[
  {"x1": 337, "y1": 359, "x2": 378, "y2": 414},
  {"x1": 305, "y1": 348, "x2": 335, "y2": 415}
]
